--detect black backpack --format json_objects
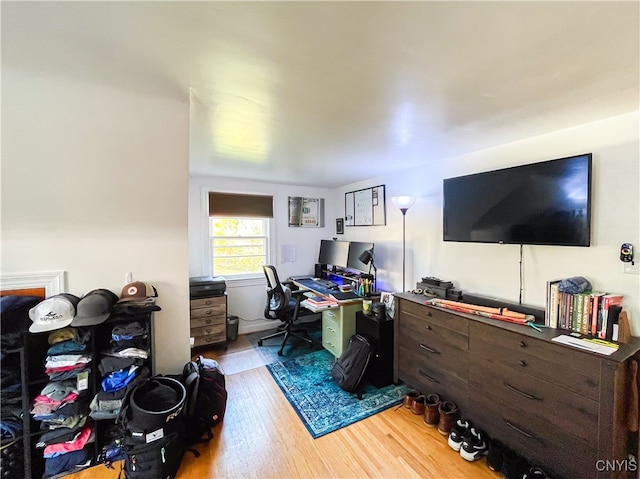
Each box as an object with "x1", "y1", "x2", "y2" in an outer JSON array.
[
  {"x1": 330, "y1": 334, "x2": 372, "y2": 399},
  {"x1": 180, "y1": 356, "x2": 228, "y2": 444}
]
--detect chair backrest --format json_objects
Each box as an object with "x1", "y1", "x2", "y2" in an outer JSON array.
[{"x1": 263, "y1": 265, "x2": 292, "y2": 319}]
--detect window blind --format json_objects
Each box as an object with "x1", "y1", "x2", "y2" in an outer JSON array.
[{"x1": 208, "y1": 192, "x2": 274, "y2": 218}]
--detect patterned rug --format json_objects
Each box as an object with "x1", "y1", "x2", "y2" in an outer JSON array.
[
  {"x1": 266, "y1": 349, "x2": 408, "y2": 438},
  {"x1": 246, "y1": 320, "x2": 324, "y2": 364}
]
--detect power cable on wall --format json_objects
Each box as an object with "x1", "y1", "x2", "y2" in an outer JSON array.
[{"x1": 519, "y1": 244, "x2": 524, "y2": 304}]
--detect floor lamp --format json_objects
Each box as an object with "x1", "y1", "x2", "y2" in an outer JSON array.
[{"x1": 392, "y1": 195, "x2": 416, "y2": 292}]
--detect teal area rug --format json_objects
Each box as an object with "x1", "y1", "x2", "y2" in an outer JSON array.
[
  {"x1": 246, "y1": 320, "x2": 324, "y2": 364},
  {"x1": 266, "y1": 349, "x2": 408, "y2": 438}
]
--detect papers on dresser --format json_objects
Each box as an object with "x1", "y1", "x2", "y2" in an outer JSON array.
[{"x1": 552, "y1": 334, "x2": 619, "y2": 356}]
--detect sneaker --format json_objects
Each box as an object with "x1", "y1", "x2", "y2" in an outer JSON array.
[
  {"x1": 486, "y1": 438, "x2": 505, "y2": 472},
  {"x1": 523, "y1": 466, "x2": 550, "y2": 479},
  {"x1": 447, "y1": 419, "x2": 473, "y2": 451},
  {"x1": 459, "y1": 427, "x2": 488, "y2": 462}
]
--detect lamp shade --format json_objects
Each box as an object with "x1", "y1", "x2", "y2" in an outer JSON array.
[
  {"x1": 391, "y1": 196, "x2": 416, "y2": 211},
  {"x1": 358, "y1": 248, "x2": 374, "y2": 265}
]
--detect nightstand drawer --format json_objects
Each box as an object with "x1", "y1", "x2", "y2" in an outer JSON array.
[{"x1": 399, "y1": 308, "x2": 468, "y2": 352}]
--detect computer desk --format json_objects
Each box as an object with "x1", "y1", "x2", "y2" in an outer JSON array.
[{"x1": 291, "y1": 277, "x2": 363, "y2": 358}]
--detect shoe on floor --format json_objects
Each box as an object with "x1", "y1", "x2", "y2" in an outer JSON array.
[
  {"x1": 502, "y1": 448, "x2": 530, "y2": 479},
  {"x1": 459, "y1": 427, "x2": 488, "y2": 462},
  {"x1": 423, "y1": 393, "x2": 441, "y2": 427},
  {"x1": 523, "y1": 466, "x2": 550, "y2": 479},
  {"x1": 437, "y1": 400, "x2": 458, "y2": 435},
  {"x1": 447, "y1": 419, "x2": 473, "y2": 452},
  {"x1": 486, "y1": 438, "x2": 505, "y2": 472},
  {"x1": 410, "y1": 395, "x2": 426, "y2": 415},
  {"x1": 403, "y1": 390, "x2": 420, "y2": 409}
]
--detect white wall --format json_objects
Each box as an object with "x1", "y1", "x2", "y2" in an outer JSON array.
[
  {"x1": 188, "y1": 176, "x2": 334, "y2": 333},
  {"x1": 1, "y1": 68, "x2": 191, "y2": 374},
  {"x1": 335, "y1": 112, "x2": 640, "y2": 334}
]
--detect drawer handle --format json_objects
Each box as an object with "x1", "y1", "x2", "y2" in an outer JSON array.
[
  {"x1": 205, "y1": 338, "x2": 212, "y2": 343},
  {"x1": 505, "y1": 419, "x2": 537, "y2": 440},
  {"x1": 419, "y1": 343, "x2": 440, "y2": 354},
  {"x1": 205, "y1": 300, "x2": 213, "y2": 305},
  {"x1": 519, "y1": 341, "x2": 527, "y2": 348},
  {"x1": 425, "y1": 325, "x2": 433, "y2": 330},
  {"x1": 205, "y1": 309, "x2": 212, "y2": 315},
  {"x1": 504, "y1": 382, "x2": 542, "y2": 401},
  {"x1": 425, "y1": 311, "x2": 432, "y2": 317},
  {"x1": 205, "y1": 319, "x2": 213, "y2": 324},
  {"x1": 205, "y1": 328, "x2": 212, "y2": 334},
  {"x1": 519, "y1": 360, "x2": 527, "y2": 367},
  {"x1": 418, "y1": 369, "x2": 440, "y2": 383}
]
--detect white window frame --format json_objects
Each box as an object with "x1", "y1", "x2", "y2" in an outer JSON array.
[{"x1": 209, "y1": 216, "x2": 272, "y2": 281}]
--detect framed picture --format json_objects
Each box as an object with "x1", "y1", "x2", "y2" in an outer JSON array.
[
  {"x1": 288, "y1": 197, "x2": 325, "y2": 227},
  {"x1": 344, "y1": 185, "x2": 386, "y2": 226},
  {"x1": 380, "y1": 292, "x2": 395, "y2": 319},
  {"x1": 336, "y1": 218, "x2": 344, "y2": 234}
]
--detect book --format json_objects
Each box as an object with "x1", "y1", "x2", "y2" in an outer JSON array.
[
  {"x1": 589, "y1": 292, "x2": 605, "y2": 336},
  {"x1": 600, "y1": 294, "x2": 624, "y2": 339},
  {"x1": 546, "y1": 280, "x2": 561, "y2": 328}
]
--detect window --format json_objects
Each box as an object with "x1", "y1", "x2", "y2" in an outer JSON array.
[
  {"x1": 210, "y1": 217, "x2": 270, "y2": 278},
  {"x1": 208, "y1": 192, "x2": 274, "y2": 279}
]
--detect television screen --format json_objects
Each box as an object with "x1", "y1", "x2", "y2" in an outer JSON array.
[
  {"x1": 443, "y1": 153, "x2": 592, "y2": 246},
  {"x1": 347, "y1": 242, "x2": 375, "y2": 273},
  {"x1": 318, "y1": 240, "x2": 349, "y2": 267}
]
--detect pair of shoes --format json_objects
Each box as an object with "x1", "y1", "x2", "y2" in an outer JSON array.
[
  {"x1": 447, "y1": 419, "x2": 488, "y2": 461},
  {"x1": 486, "y1": 438, "x2": 505, "y2": 471},
  {"x1": 403, "y1": 390, "x2": 420, "y2": 409},
  {"x1": 437, "y1": 400, "x2": 458, "y2": 435},
  {"x1": 423, "y1": 393, "x2": 440, "y2": 427}
]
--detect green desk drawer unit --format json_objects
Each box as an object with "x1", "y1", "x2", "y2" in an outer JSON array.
[{"x1": 322, "y1": 302, "x2": 361, "y2": 358}]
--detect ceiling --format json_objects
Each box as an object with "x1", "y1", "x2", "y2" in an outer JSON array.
[{"x1": 3, "y1": 1, "x2": 639, "y2": 188}]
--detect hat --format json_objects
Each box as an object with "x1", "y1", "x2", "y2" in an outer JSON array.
[
  {"x1": 29, "y1": 294, "x2": 80, "y2": 333},
  {"x1": 117, "y1": 281, "x2": 157, "y2": 303},
  {"x1": 71, "y1": 289, "x2": 118, "y2": 327}
]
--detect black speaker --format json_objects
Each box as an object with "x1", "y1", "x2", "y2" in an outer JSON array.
[{"x1": 315, "y1": 263, "x2": 327, "y2": 278}]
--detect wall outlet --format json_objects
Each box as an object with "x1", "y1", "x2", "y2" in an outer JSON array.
[{"x1": 624, "y1": 262, "x2": 640, "y2": 275}]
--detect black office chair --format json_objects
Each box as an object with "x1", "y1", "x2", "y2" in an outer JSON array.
[{"x1": 258, "y1": 265, "x2": 313, "y2": 356}]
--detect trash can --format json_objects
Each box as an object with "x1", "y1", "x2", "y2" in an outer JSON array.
[{"x1": 227, "y1": 315, "x2": 239, "y2": 341}]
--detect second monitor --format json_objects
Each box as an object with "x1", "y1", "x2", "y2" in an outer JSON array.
[{"x1": 346, "y1": 241, "x2": 374, "y2": 273}]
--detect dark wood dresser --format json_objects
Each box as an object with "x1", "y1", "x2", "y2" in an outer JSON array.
[{"x1": 394, "y1": 292, "x2": 640, "y2": 479}]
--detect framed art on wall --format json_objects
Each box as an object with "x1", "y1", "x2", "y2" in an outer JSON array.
[
  {"x1": 288, "y1": 197, "x2": 325, "y2": 227},
  {"x1": 336, "y1": 218, "x2": 344, "y2": 234},
  {"x1": 345, "y1": 185, "x2": 386, "y2": 226}
]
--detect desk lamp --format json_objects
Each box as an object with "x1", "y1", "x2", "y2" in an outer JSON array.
[
  {"x1": 358, "y1": 248, "x2": 377, "y2": 293},
  {"x1": 391, "y1": 195, "x2": 416, "y2": 292}
]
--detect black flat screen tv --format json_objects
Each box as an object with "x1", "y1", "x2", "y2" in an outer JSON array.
[
  {"x1": 443, "y1": 153, "x2": 592, "y2": 246},
  {"x1": 318, "y1": 240, "x2": 349, "y2": 267}
]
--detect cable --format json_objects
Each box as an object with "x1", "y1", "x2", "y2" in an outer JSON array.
[{"x1": 519, "y1": 244, "x2": 524, "y2": 304}]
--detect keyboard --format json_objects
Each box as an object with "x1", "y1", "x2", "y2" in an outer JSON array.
[{"x1": 312, "y1": 278, "x2": 337, "y2": 289}]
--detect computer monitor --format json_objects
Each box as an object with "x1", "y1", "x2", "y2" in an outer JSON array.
[
  {"x1": 318, "y1": 240, "x2": 349, "y2": 268},
  {"x1": 347, "y1": 242, "x2": 374, "y2": 273}
]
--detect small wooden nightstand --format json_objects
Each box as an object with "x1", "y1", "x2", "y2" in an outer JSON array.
[{"x1": 190, "y1": 293, "x2": 227, "y2": 349}]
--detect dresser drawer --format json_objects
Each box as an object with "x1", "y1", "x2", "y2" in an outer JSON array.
[
  {"x1": 191, "y1": 315, "x2": 224, "y2": 329},
  {"x1": 191, "y1": 323, "x2": 225, "y2": 339},
  {"x1": 192, "y1": 331, "x2": 226, "y2": 348},
  {"x1": 398, "y1": 332, "x2": 468, "y2": 383},
  {"x1": 191, "y1": 296, "x2": 225, "y2": 309},
  {"x1": 191, "y1": 305, "x2": 225, "y2": 319},
  {"x1": 398, "y1": 349, "x2": 468, "y2": 412},
  {"x1": 400, "y1": 299, "x2": 468, "y2": 334},
  {"x1": 469, "y1": 321, "x2": 600, "y2": 399},
  {"x1": 469, "y1": 357, "x2": 598, "y2": 443},
  {"x1": 469, "y1": 392, "x2": 596, "y2": 479},
  {"x1": 399, "y1": 309, "x2": 468, "y2": 352}
]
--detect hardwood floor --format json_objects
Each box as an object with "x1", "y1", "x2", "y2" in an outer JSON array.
[{"x1": 66, "y1": 335, "x2": 501, "y2": 479}]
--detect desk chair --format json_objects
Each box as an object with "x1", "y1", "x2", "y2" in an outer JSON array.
[{"x1": 258, "y1": 265, "x2": 313, "y2": 356}]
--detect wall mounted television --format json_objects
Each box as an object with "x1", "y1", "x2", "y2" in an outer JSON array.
[{"x1": 443, "y1": 153, "x2": 592, "y2": 246}]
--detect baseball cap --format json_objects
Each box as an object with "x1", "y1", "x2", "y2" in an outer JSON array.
[
  {"x1": 117, "y1": 281, "x2": 157, "y2": 303},
  {"x1": 29, "y1": 294, "x2": 80, "y2": 333},
  {"x1": 71, "y1": 289, "x2": 118, "y2": 327}
]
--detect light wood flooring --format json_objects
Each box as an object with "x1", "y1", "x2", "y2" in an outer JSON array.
[{"x1": 66, "y1": 335, "x2": 501, "y2": 479}]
